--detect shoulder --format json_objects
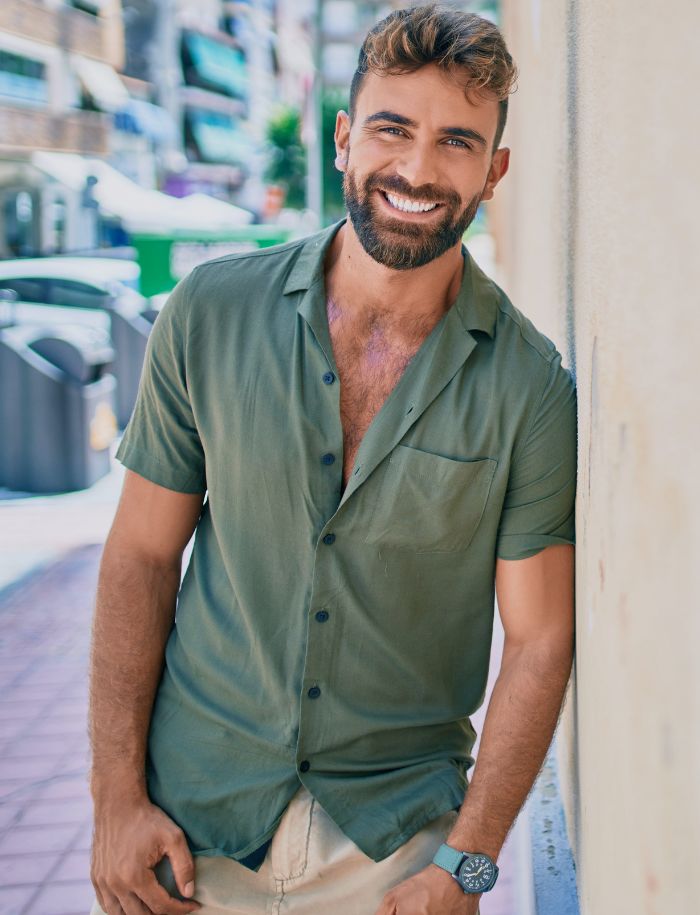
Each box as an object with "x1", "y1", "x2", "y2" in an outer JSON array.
[
  {"x1": 497, "y1": 289, "x2": 574, "y2": 397},
  {"x1": 466, "y1": 257, "x2": 575, "y2": 434},
  {"x1": 476, "y1": 260, "x2": 570, "y2": 379},
  {"x1": 490, "y1": 288, "x2": 576, "y2": 440},
  {"x1": 494, "y1": 292, "x2": 560, "y2": 366},
  {"x1": 465, "y1": 252, "x2": 560, "y2": 370}
]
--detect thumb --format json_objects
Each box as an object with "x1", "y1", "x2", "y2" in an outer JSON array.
[{"x1": 164, "y1": 829, "x2": 196, "y2": 898}]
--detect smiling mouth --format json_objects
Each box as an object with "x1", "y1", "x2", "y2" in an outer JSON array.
[{"x1": 378, "y1": 189, "x2": 443, "y2": 215}]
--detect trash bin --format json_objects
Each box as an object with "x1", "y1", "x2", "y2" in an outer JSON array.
[
  {"x1": 0, "y1": 323, "x2": 117, "y2": 493},
  {"x1": 140, "y1": 292, "x2": 168, "y2": 326},
  {"x1": 108, "y1": 296, "x2": 154, "y2": 429}
]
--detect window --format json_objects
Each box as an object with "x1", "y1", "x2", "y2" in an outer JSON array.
[
  {"x1": 181, "y1": 32, "x2": 249, "y2": 100},
  {"x1": 0, "y1": 51, "x2": 47, "y2": 106},
  {"x1": 184, "y1": 108, "x2": 255, "y2": 166}
]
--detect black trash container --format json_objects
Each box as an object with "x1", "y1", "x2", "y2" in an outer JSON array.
[{"x1": 0, "y1": 324, "x2": 117, "y2": 492}]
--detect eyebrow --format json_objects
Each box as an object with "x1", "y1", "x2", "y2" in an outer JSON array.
[{"x1": 363, "y1": 110, "x2": 488, "y2": 148}]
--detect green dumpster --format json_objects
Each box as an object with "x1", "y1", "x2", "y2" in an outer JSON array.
[{"x1": 131, "y1": 225, "x2": 294, "y2": 297}]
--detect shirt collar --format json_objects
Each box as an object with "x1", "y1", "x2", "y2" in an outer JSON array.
[{"x1": 283, "y1": 216, "x2": 498, "y2": 339}]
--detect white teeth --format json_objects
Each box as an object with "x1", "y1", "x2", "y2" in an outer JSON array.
[{"x1": 385, "y1": 192, "x2": 438, "y2": 213}]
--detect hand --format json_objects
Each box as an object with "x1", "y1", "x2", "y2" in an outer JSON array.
[
  {"x1": 374, "y1": 863, "x2": 481, "y2": 915},
  {"x1": 91, "y1": 794, "x2": 201, "y2": 915}
]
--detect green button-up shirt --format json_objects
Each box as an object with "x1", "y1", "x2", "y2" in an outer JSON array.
[{"x1": 116, "y1": 218, "x2": 577, "y2": 864}]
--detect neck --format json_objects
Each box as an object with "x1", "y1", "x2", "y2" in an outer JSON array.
[{"x1": 325, "y1": 219, "x2": 465, "y2": 326}]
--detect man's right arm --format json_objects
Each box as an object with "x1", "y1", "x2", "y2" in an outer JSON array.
[{"x1": 88, "y1": 469, "x2": 204, "y2": 915}]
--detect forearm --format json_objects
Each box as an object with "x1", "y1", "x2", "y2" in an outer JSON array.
[
  {"x1": 446, "y1": 637, "x2": 574, "y2": 860},
  {"x1": 88, "y1": 536, "x2": 181, "y2": 804}
]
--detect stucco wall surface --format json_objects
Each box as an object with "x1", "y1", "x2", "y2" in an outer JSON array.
[{"x1": 497, "y1": 1, "x2": 700, "y2": 912}]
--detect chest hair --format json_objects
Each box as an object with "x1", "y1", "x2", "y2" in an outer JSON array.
[{"x1": 326, "y1": 297, "x2": 441, "y2": 484}]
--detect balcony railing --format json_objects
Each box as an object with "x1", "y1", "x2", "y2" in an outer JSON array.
[
  {"x1": 0, "y1": 1, "x2": 112, "y2": 64},
  {"x1": 0, "y1": 104, "x2": 108, "y2": 155}
]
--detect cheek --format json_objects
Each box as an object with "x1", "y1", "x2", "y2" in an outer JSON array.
[
  {"x1": 349, "y1": 140, "x2": 398, "y2": 174},
  {"x1": 448, "y1": 157, "x2": 491, "y2": 191}
]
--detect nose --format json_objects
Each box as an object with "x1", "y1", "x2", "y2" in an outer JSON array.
[{"x1": 393, "y1": 138, "x2": 441, "y2": 194}]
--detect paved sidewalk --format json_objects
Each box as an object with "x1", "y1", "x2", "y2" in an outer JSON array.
[
  {"x1": 0, "y1": 545, "x2": 99, "y2": 915},
  {"x1": 0, "y1": 535, "x2": 520, "y2": 915},
  {"x1": 0, "y1": 453, "x2": 124, "y2": 593}
]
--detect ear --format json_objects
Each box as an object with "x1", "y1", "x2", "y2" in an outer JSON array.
[
  {"x1": 334, "y1": 110, "x2": 351, "y2": 172},
  {"x1": 480, "y1": 147, "x2": 510, "y2": 202}
]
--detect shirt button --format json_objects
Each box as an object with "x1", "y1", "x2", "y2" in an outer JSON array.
[
  {"x1": 322, "y1": 533, "x2": 336, "y2": 545},
  {"x1": 307, "y1": 686, "x2": 321, "y2": 699},
  {"x1": 315, "y1": 610, "x2": 329, "y2": 622},
  {"x1": 322, "y1": 371, "x2": 336, "y2": 385},
  {"x1": 299, "y1": 760, "x2": 311, "y2": 772},
  {"x1": 321, "y1": 452, "x2": 336, "y2": 465}
]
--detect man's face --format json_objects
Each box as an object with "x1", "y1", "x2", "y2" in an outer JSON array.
[{"x1": 335, "y1": 64, "x2": 509, "y2": 270}]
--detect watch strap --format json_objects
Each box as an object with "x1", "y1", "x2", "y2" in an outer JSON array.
[{"x1": 432, "y1": 842, "x2": 465, "y2": 875}]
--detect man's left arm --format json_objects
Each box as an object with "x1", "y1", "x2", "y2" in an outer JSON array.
[
  {"x1": 374, "y1": 543, "x2": 575, "y2": 915},
  {"x1": 376, "y1": 352, "x2": 577, "y2": 914}
]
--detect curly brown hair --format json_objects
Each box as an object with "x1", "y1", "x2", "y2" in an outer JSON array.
[{"x1": 349, "y1": 4, "x2": 518, "y2": 151}]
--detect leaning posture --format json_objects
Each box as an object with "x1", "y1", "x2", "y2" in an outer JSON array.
[{"x1": 89, "y1": 6, "x2": 576, "y2": 915}]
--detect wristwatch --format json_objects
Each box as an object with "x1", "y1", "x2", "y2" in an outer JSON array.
[{"x1": 432, "y1": 842, "x2": 499, "y2": 894}]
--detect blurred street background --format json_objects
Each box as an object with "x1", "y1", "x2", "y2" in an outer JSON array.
[{"x1": 2, "y1": 0, "x2": 700, "y2": 914}]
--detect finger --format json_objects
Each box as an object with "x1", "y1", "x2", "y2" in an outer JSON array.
[
  {"x1": 163, "y1": 829, "x2": 197, "y2": 899},
  {"x1": 101, "y1": 890, "x2": 126, "y2": 915},
  {"x1": 92, "y1": 870, "x2": 113, "y2": 914},
  {"x1": 92, "y1": 885, "x2": 108, "y2": 914},
  {"x1": 120, "y1": 893, "x2": 154, "y2": 915},
  {"x1": 101, "y1": 889, "x2": 124, "y2": 915},
  {"x1": 121, "y1": 891, "x2": 152, "y2": 915},
  {"x1": 138, "y1": 870, "x2": 201, "y2": 915}
]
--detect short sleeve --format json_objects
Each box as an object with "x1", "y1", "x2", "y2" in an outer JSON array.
[
  {"x1": 495, "y1": 352, "x2": 577, "y2": 560},
  {"x1": 115, "y1": 272, "x2": 206, "y2": 493}
]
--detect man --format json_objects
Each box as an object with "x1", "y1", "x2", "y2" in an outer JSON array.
[{"x1": 89, "y1": 6, "x2": 576, "y2": 915}]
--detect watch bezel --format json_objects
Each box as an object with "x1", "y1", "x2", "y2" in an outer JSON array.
[{"x1": 453, "y1": 852, "x2": 499, "y2": 894}]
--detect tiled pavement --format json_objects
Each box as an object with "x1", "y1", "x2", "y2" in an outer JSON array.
[
  {"x1": 0, "y1": 545, "x2": 99, "y2": 915},
  {"x1": 0, "y1": 524, "x2": 519, "y2": 915}
]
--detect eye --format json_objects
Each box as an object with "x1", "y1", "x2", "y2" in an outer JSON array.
[
  {"x1": 445, "y1": 137, "x2": 472, "y2": 150},
  {"x1": 378, "y1": 126, "x2": 405, "y2": 136}
]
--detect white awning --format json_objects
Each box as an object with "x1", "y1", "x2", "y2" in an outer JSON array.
[
  {"x1": 31, "y1": 151, "x2": 254, "y2": 233},
  {"x1": 71, "y1": 55, "x2": 129, "y2": 113}
]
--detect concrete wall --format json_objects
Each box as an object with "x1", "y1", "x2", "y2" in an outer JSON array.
[{"x1": 495, "y1": 1, "x2": 700, "y2": 912}]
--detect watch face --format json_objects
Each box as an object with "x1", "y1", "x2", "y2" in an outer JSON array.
[{"x1": 457, "y1": 854, "x2": 496, "y2": 892}]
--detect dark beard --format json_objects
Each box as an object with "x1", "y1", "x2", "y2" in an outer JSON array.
[{"x1": 342, "y1": 167, "x2": 483, "y2": 270}]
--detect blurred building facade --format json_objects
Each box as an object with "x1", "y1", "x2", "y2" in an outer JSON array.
[
  {"x1": 121, "y1": 0, "x2": 271, "y2": 202},
  {"x1": 0, "y1": 0, "x2": 321, "y2": 257},
  {"x1": 0, "y1": 0, "x2": 127, "y2": 256}
]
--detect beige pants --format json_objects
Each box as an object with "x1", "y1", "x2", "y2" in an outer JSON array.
[{"x1": 90, "y1": 784, "x2": 479, "y2": 914}]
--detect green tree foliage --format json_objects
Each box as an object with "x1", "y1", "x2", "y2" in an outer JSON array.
[
  {"x1": 264, "y1": 106, "x2": 307, "y2": 210},
  {"x1": 322, "y1": 90, "x2": 349, "y2": 224}
]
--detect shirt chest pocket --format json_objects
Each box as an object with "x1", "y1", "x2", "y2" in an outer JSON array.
[{"x1": 363, "y1": 445, "x2": 498, "y2": 553}]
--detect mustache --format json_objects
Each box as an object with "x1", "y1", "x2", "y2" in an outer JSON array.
[{"x1": 364, "y1": 173, "x2": 461, "y2": 208}]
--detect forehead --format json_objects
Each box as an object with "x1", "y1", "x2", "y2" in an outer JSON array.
[{"x1": 355, "y1": 64, "x2": 499, "y2": 145}]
